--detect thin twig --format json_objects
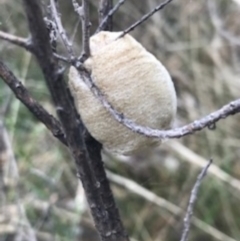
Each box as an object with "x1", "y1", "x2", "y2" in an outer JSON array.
[
  {"x1": 107, "y1": 169, "x2": 236, "y2": 241},
  {"x1": 98, "y1": 0, "x2": 113, "y2": 31},
  {"x1": 53, "y1": 53, "x2": 70, "y2": 63},
  {"x1": 97, "y1": 0, "x2": 124, "y2": 32},
  {"x1": 0, "y1": 30, "x2": 69, "y2": 63},
  {"x1": 81, "y1": 0, "x2": 91, "y2": 57},
  {"x1": 0, "y1": 31, "x2": 69, "y2": 63},
  {"x1": 79, "y1": 0, "x2": 91, "y2": 62},
  {"x1": 0, "y1": 31, "x2": 33, "y2": 51},
  {"x1": 71, "y1": 0, "x2": 91, "y2": 62},
  {"x1": 119, "y1": 0, "x2": 173, "y2": 38},
  {"x1": 77, "y1": 68, "x2": 240, "y2": 140},
  {"x1": 50, "y1": 0, "x2": 75, "y2": 57},
  {"x1": 180, "y1": 159, "x2": 212, "y2": 241},
  {"x1": 0, "y1": 60, "x2": 67, "y2": 146}
]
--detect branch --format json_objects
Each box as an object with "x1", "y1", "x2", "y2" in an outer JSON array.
[
  {"x1": 0, "y1": 30, "x2": 70, "y2": 63},
  {"x1": 0, "y1": 30, "x2": 33, "y2": 51},
  {"x1": 119, "y1": 0, "x2": 173, "y2": 38},
  {"x1": 0, "y1": 60, "x2": 67, "y2": 146},
  {"x1": 108, "y1": 168, "x2": 236, "y2": 241},
  {"x1": 50, "y1": 0, "x2": 75, "y2": 57},
  {"x1": 80, "y1": 0, "x2": 91, "y2": 60},
  {"x1": 21, "y1": 1, "x2": 128, "y2": 240},
  {"x1": 71, "y1": 0, "x2": 91, "y2": 61},
  {"x1": 53, "y1": 53, "x2": 70, "y2": 63},
  {"x1": 78, "y1": 68, "x2": 240, "y2": 140},
  {"x1": 180, "y1": 159, "x2": 212, "y2": 241},
  {"x1": 96, "y1": 0, "x2": 126, "y2": 33},
  {"x1": 98, "y1": 0, "x2": 113, "y2": 31}
]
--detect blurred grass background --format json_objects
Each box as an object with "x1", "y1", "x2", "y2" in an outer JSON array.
[{"x1": 0, "y1": 0, "x2": 240, "y2": 240}]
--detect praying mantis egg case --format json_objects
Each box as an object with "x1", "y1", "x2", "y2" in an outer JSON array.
[{"x1": 68, "y1": 31, "x2": 177, "y2": 156}]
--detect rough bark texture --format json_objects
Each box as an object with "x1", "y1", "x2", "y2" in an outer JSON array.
[{"x1": 19, "y1": 0, "x2": 129, "y2": 240}]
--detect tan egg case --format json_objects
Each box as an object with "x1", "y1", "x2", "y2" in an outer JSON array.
[{"x1": 68, "y1": 31, "x2": 177, "y2": 156}]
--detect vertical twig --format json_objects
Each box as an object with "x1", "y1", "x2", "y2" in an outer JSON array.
[
  {"x1": 180, "y1": 159, "x2": 212, "y2": 241},
  {"x1": 80, "y1": 0, "x2": 91, "y2": 60}
]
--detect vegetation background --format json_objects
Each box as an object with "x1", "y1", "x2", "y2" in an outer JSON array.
[{"x1": 0, "y1": 0, "x2": 240, "y2": 240}]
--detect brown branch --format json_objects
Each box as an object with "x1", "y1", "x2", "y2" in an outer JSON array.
[
  {"x1": 79, "y1": 67, "x2": 240, "y2": 139},
  {"x1": 98, "y1": 0, "x2": 113, "y2": 31},
  {"x1": 180, "y1": 160, "x2": 212, "y2": 241},
  {"x1": 119, "y1": 0, "x2": 173, "y2": 38},
  {"x1": 0, "y1": 60, "x2": 67, "y2": 146},
  {"x1": 21, "y1": 0, "x2": 128, "y2": 240},
  {"x1": 0, "y1": 30, "x2": 33, "y2": 51}
]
